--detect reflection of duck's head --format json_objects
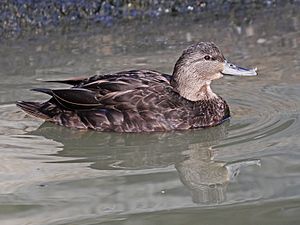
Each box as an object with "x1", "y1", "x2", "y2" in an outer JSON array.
[{"x1": 175, "y1": 145, "x2": 260, "y2": 204}]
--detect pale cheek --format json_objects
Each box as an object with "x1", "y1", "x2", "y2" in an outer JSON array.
[
  {"x1": 212, "y1": 72, "x2": 223, "y2": 80},
  {"x1": 217, "y1": 72, "x2": 224, "y2": 79}
]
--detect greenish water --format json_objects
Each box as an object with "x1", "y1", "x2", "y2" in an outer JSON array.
[{"x1": 0, "y1": 6, "x2": 300, "y2": 225}]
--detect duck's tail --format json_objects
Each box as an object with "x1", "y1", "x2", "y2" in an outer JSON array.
[{"x1": 16, "y1": 101, "x2": 51, "y2": 120}]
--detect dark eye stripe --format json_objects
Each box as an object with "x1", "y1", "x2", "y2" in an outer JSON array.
[{"x1": 190, "y1": 58, "x2": 203, "y2": 64}]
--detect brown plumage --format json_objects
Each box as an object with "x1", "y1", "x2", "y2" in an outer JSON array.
[{"x1": 16, "y1": 42, "x2": 257, "y2": 132}]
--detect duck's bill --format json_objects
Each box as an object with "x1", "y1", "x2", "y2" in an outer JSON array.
[{"x1": 222, "y1": 61, "x2": 257, "y2": 76}]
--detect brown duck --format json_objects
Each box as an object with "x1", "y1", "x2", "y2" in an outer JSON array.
[{"x1": 16, "y1": 42, "x2": 257, "y2": 132}]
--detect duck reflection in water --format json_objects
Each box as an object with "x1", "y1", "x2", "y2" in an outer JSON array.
[
  {"x1": 30, "y1": 121, "x2": 260, "y2": 204},
  {"x1": 176, "y1": 144, "x2": 260, "y2": 203}
]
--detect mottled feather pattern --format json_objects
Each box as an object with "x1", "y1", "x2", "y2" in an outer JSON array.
[{"x1": 17, "y1": 69, "x2": 230, "y2": 132}]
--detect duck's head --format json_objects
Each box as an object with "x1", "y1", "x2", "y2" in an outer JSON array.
[{"x1": 171, "y1": 42, "x2": 257, "y2": 101}]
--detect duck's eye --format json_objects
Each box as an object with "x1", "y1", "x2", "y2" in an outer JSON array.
[{"x1": 204, "y1": 55, "x2": 211, "y2": 60}]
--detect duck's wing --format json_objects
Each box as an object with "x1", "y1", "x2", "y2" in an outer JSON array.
[
  {"x1": 33, "y1": 70, "x2": 172, "y2": 111},
  {"x1": 42, "y1": 76, "x2": 88, "y2": 86},
  {"x1": 78, "y1": 70, "x2": 170, "y2": 89},
  {"x1": 31, "y1": 88, "x2": 102, "y2": 110},
  {"x1": 44, "y1": 70, "x2": 172, "y2": 87}
]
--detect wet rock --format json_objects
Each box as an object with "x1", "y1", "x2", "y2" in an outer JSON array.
[
  {"x1": 257, "y1": 38, "x2": 267, "y2": 44},
  {"x1": 0, "y1": 0, "x2": 298, "y2": 40}
]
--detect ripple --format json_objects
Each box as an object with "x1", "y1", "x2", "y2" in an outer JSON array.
[
  {"x1": 0, "y1": 104, "x2": 43, "y2": 135},
  {"x1": 213, "y1": 83, "x2": 300, "y2": 158}
]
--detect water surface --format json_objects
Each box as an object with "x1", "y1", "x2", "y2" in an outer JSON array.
[{"x1": 0, "y1": 5, "x2": 300, "y2": 225}]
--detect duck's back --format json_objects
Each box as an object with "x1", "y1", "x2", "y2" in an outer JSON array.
[{"x1": 17, "y1": 70, "x2": 229, "y2": 132}]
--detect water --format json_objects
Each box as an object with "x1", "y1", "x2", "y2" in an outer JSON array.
[{"x1": 0, "y1": 5, "x2": 300, "y2": 225}]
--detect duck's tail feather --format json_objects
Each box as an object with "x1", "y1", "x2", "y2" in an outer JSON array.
[
  {"x1": 31, "y1": 88, "x2": 53, "y2": 96},
  {"x1": 16, "y1": 101, "x2": 51, "y2": 120},
  {"x1": 39, "y1": 77, "x2": 86, "y2": 86}
]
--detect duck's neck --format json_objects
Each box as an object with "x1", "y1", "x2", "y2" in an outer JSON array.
[{"x1": 171, "y1": 78, "x2": 218, "y2": 102}]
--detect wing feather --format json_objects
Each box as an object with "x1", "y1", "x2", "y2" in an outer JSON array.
[{"x1": 51, "y1": 88, "x2": 101, "y2": 109}]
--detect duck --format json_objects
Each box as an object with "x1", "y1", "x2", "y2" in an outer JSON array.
[{"x1": 16, "y1": 42, "x2": 257, "y2": 132}]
